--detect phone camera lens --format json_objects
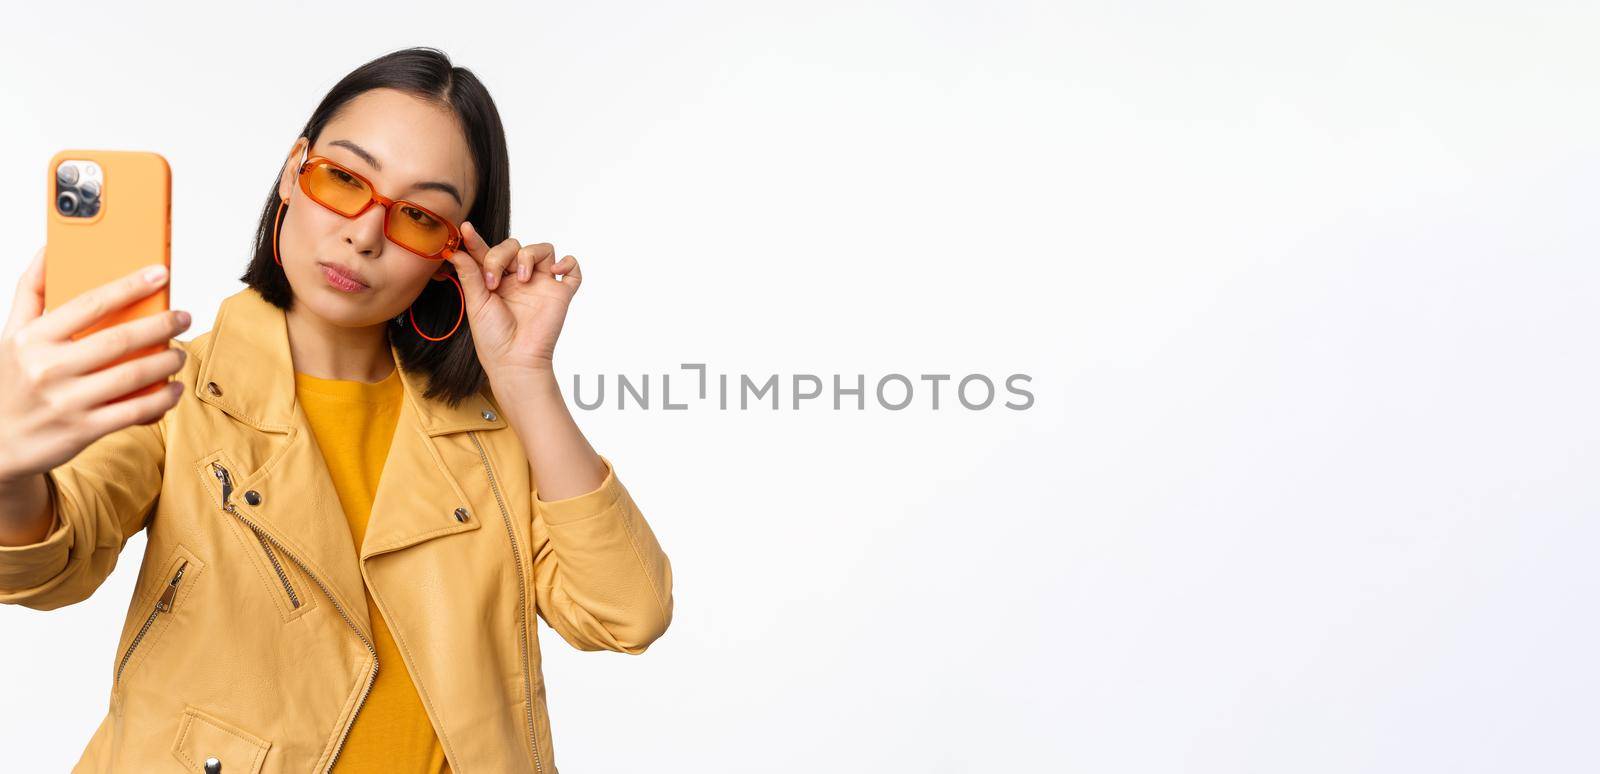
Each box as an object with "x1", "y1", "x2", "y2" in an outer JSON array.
[
  {"x1": 79, "y1": 180, "x2": 101, "y2": 201},
  {"x1": 57, "y1": 190, "x2": 79, "y2": 216},
  {"x1": 56, "y1": 165, "x2": 79, "y2": 187}
]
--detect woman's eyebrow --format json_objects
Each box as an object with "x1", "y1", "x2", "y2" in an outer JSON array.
[{"x1": 329, "y1": 138, "x2": 465, "y2": 205}]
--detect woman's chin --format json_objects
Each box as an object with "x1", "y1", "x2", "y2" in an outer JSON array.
[{"x1": 291, "y1": 282, "x2": 394, "y2": 329}]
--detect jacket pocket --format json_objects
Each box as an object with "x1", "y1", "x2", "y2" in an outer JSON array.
[
  {"x1": 200, "y1": 455, "x2": 314, "y2": 620},
  {"x1": 170, "y1": 705, "x2": 272, "y2": 774},
  {"x1": 248, "y1": 524, "x2": 303, "y2": 610},
  {"x1": 115, "y1": 544, "x2": 204, "y2": 692}
]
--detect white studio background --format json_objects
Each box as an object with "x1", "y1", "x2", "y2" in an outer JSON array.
[{"x1": 2, "y1": 2, "x2": 1597, "y2": 772}]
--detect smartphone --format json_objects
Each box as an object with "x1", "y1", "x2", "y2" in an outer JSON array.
[{"x1": 45, "y1": 149, "x2": 172, "y2": 402}]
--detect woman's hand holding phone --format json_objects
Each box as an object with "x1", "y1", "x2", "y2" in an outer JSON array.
[{"x1": 0, "y1": 246, "x2": 191, "y2": 486}]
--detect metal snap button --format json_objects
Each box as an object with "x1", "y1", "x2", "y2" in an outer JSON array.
[
  {"x1": 204, "y1": 756, "x2": 221, "y2": 773},
  {"x1": 206, "y1": 381, "x2": 222, "y2": 396},
  {"x1": 454, "y1": 507, "x2": 470, "y2": 522},
  {"x1": 481, "y1": 409, "x2": 497, "y2": 421},
  {"x1": 244, "y1": 490, "x2": 262, "y2": 506}
]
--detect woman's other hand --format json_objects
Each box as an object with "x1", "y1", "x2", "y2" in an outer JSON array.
[{"x1": 444, "y1": 222, "x2": 582, "y2": 382}]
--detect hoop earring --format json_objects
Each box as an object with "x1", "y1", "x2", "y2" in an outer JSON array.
[
  {"x1": 408, "y1": 273, "x2": 465, "y2": 342},
  {"x1": 272, "y1": 199, "x2": 286, "y2": 266}
]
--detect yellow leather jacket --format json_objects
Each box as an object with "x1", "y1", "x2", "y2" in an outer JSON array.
[{"x1": 0, "y1": 286, "x2": 675, "y2": 773}]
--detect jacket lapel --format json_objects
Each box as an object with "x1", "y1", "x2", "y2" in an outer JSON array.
[
  {"x1": 195, "y1": 286, "x2": 508, "y2": 436},
  {"x1": 359, "y1": 376, "x2": 492, "y2": 561},
  {"x1": 194, "y1": 287, "x2": 510, "y2": 627}
]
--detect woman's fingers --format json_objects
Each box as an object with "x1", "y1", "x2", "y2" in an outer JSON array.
[
  {"x1": 62, "y1": 345, "x2": 186, "y2": 411},
  {"x1": 81, "y1": 378, "x2": 184, "y2": 434},
  {"x1": 516, "y1": 243, "x2": 555, "y2": 282},
  {"x1": 481, "y1": 236, "x2": 522, "y2": 291},
  {"x1": 4, "y1": 247, "x2": 47, "y2": 339},
  {"x1": 56, "y1": 308, "x2": 191, "y2": 378},
  {"x1": 551, "y1": 255, "x2": 581, "y2": 286},
  {"x1": 520, "y1": 246, "x2": 580, "y2": 291},
  {"x1": 452, "y1": 224, "x2": 581, "y2": 294},
  {"x1": 31, "y1": 263, "x2": 170, "y2": 343},
  {"x1": 456, "y1": 220, "x2": 521, "y2": 290},
  {"x1": 460, "y1": 219, "x2": 492, "y2": 262},
  {"x1": 450, "y1": 222, "x2": 492, "y2": 308}
]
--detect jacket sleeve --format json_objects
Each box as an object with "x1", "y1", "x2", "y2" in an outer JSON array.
[
  {"x1": 529, "y1": 454, "x2": 674, "y2": 654},
  {"x1": 0, "y1": 372, "x2": 170, "y2": 611}
]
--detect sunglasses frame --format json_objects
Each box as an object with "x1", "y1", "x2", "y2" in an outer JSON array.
[{"x1": 294, "y1": 148, "x2": 462, "y2": 261}]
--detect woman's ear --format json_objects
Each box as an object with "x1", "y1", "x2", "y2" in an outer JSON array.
[{"x1": 277, "y1": 137, "x2": 309, "y2": 203}]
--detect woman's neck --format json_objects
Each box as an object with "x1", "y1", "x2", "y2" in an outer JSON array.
[{"x1": 284, "y1": 304, "x2": 396, "y2": 383}]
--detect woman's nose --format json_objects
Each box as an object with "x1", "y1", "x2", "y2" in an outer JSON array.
[{"x1": 343, "y1": 205, "x2": 388, "y2": 255}]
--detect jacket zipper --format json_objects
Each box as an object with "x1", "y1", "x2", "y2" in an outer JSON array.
[
  {"x1": 210, "y1": 461, "x2": 377, "y2": 773},
  {"x1": 213, "y1": 462, "x2": 300, "y2": 609},
  {"x1": 115, "y1": 559, "x2": 188, "y2": 687},
  {"x1": 469, "y1": 431, "x2": 544, "y2": 773}
]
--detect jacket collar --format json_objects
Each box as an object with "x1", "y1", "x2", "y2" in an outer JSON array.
[{"x1": 195, "y1": 286, "x2": 506, "y2": 436}]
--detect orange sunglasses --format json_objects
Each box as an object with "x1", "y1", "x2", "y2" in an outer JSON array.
[{"x1": 284, "y1": 148, "x2": 463, "y2": 261}]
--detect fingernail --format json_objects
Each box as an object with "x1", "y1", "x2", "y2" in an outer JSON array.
[
  {"x1": 519, "y1": 265, "x2": 529, "y2": 281},
  {"x1": 144, "y1": 265, "x2": 168, "y2": 284},
  {"x1": 485, "y1": 271, "x2": 496, "y2": 289},
  {"x1": 175, "y1": 310, "x2": 191, "y2": 327}
]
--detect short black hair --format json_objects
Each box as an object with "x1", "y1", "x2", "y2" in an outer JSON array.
[{"x1": 240, "y1": 46, "x2": 510, "y2": 407}]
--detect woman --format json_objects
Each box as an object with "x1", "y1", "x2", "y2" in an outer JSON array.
[{"x1": 0, "y1": 47, "x2": 673, "y2": 773}]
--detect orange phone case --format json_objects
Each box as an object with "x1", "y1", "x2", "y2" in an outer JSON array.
[{"x1": 45, "y1": 149, "x2": 172, "y2": 403}]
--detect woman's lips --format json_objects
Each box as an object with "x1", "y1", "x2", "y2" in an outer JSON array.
[{"x1": 319, "y1": 262, "x2": 370, "y2": 292}]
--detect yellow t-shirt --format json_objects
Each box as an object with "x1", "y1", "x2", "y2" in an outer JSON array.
[{"x1": 295, "y1": 366, "x2": 450, "y2": 774}]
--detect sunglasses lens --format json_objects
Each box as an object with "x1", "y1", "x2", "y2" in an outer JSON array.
[
  {"x1": 301, "y1": 158, "x2": 456, "y2": 258},
  {"x1": 304, "y1": 161, "x2": 373, "y2": 216},
  {"x1": 388, "y1": 203, "x2": 452, "y2": 257}
]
